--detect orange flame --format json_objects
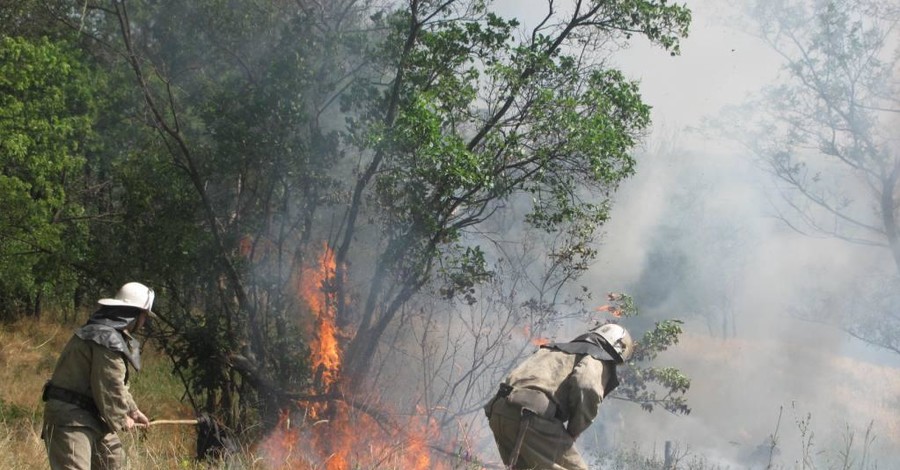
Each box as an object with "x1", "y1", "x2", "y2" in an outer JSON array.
[
  {"x1": 257, "y1": 410, "x2": 301, "y2": 465},
  {"x1": 523, "y1": 324, "x2": 550, "y2": 346},
  {"x1": 272, "y1": 243, "x2": 455, "y2": 469},
  {"x1": 595, "y1": 304, "x2": 622, "y2": 317},
  {"x1": 298, "y1": 243, "x2": 341, "y2": 391},
  {"x1": 260, "y1": 402, "x2": 450, "y2": 469}
]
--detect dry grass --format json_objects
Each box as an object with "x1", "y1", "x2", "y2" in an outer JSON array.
[
  {"x1": 660, "y1": 332, "x2": 900, "y2": 465},
  {"x1": 0, "y1": 315, "x2": 454, "y2": 470},
  {"x1": 0, "y1": 314, "x2": 205, "y2": 469}
]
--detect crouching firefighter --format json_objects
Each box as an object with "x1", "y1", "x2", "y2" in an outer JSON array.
[
  {"x1": 42, "y1": 282, "x2": 156, "y2": 470},
  {"x1": 484, "y1": 323, "x2": 634, "y2": 470}
]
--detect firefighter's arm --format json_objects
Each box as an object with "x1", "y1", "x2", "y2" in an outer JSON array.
[
  {"x1": 90, "y1": 344, "x2": 143, "y2": 431},
  {"x1": 565, "y1": 358, "x2": 605, "y2": 439}
]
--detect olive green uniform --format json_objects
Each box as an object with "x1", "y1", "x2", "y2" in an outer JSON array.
[
  {"x1": 42, "y1": 334, "x2": 139, "y2": 470},
  {"x1": 485, "y1": 348, "x2": 614, "y2": 470}
]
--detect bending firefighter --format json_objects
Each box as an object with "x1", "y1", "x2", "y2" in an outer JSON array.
[
  {"x1": 42, "y1": 282, "x2": 156, "y2": 469},
  {"x1": 485, "y1": 323, "x2": 634, "y2": 470}
]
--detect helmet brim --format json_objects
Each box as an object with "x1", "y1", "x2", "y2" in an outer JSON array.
[{"x1": 97, "y1": 298, "x2": 157, "y2": 318}]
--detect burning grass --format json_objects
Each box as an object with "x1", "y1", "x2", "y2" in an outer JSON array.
[{"x1": 254, "y1": 399, "x2": 467, "y2": 470}]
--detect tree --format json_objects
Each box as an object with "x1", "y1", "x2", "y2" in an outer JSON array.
[
  {"x1": 34, "y1": 0, "x2": 691, "y2": 437},
  {"x1": 332, "y1": 0, "x2": 692, "y2": 389},
  {"x1": 730, "y1": 0, "x2": 900, "y2": 353},
  {"x1": 0, "y1": 36, "x2": 96, "y2": 319},
  {"x1": 96, "y1": 0, "x2": 346, "y2": 429},
  {"x1": 736, "y1": 0, "x2": 900, "y2": 266}
]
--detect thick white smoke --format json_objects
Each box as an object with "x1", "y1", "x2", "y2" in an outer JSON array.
[
  {"x1": 574, "y1": 0, "x2": 900, "y2": 465},
  {"x1": 482, "y1": 0, "x2": 900, "y2": 466}
]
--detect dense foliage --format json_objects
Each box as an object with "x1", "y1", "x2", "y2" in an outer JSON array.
[
  {"x1": 0, "y1": 0, "x2": 692, "y2": 437},
  {"x1": 0, "y1": 36, "x2": 96, "y2": 318}
]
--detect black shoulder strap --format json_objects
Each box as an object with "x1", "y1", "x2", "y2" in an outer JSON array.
[{"x1": 541, "y1": 332, "x2": 618, "y2": 362}]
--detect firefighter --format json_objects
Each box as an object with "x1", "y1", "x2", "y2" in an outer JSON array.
[
  {"x1": 41, "y1": 282, "x2": 156, "y2": 470},
  {"x1": 484, "y1": 323, "x2": 634, "y2": 470}
]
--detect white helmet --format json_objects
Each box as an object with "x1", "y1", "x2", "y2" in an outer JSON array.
[
  {"x1": 592, "y1": 323, "x2": 634, "y2": 363},
  {"x1": 98, "y1": 282, "x2": 156, "y2": 317}
]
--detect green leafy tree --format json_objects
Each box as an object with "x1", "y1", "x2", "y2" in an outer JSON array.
[
  {"x1": 38, "y1": 0, "x2": 691, "y2": 437},
  {"x1": 0, "y1": 36, "x2": 96, "y2": 319},
  {"x1": 68, "y1": 0, "x2": 363, "y2": 429},
  {"x1": 77, "y1": 0, "x2": 325, "y2": 429},
  {"x1": 333, "y1": 0, "x2": 692, "y2": 389}
]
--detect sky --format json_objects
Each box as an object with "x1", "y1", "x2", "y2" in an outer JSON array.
[{"x1": 488, "y1": 0, "x2": 900, "y2": 466}]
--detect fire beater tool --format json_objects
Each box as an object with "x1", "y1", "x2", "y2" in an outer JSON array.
[{"x1": 147, "y1": 413, "x2": 237, "y2": 460}]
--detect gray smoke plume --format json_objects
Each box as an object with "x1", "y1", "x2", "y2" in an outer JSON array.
[{"x1": 569, "y1": 0, "x2": 900, "y2": 465}]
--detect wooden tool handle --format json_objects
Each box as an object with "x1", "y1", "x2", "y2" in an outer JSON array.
[{"x1": 150, "y1": 419, "x2": 198, "y2": 426}]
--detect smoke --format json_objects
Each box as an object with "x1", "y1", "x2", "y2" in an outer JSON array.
[
  {"x1": 274, "y1": 0, "x2": 900, "y2": 466},
  {"x1": 556, "y1": 0, "x2": 900, "y2": 465},
  {"x1": 587, "y1": 140, "x2": 900, "y2": 465}
]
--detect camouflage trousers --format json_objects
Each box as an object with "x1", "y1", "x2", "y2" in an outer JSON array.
[
  {"x1": 485, "y1": 395, "x2": 588, "y2": 470},
  {"x1": 42, "y1": 424, "x2": 126, "y2": 470}
]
